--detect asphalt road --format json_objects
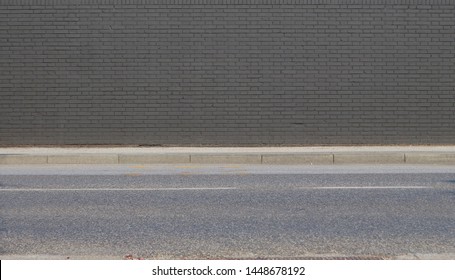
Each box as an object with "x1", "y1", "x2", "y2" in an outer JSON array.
[{"x1": 1, "y1": 164, "x2": 454, "y2": 259}]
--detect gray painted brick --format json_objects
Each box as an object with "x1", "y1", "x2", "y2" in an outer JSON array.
[{"x1": 0, "y1": 0, "x2": 454, "y2": 145}]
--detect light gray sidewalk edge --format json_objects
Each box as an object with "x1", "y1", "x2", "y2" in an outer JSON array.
[{"x1": 1, "y1": 151, "x2": 455, "y2": 165}]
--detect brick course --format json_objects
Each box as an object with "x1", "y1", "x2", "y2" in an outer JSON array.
[{"x1": 1, "y1": 0, "x2": 454, "y2": 145}]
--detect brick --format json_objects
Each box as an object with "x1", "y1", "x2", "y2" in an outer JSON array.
[{"x1": 0, "y1": 1, "x2": 454, "y2": 145}]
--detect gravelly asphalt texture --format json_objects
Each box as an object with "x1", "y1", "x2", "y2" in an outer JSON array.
[{"x1": 0, "y1": 165, "x2": 454, "y2": 259}]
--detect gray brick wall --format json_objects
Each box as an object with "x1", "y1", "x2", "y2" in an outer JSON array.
[{"x1": 1, "y1": 0, "x2": 454, "y2": 145}]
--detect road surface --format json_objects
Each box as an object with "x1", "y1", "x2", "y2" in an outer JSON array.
[{"x1": 1, "y1": 164, "x2": 454, "y2": 259}]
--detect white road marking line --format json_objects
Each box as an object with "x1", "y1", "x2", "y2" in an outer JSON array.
[
  {"x1": 0, "y1": 187, "x2": 237, "y2": 192},
  {"x1": 309, "y1": 186, "x2": 432, "y2": 189},
  {"x1": 0, "y1": 186, "x2": 436, "y2": 192}
]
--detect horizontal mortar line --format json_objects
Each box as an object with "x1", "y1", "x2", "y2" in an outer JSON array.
[{"x1": 0, "y1": 187, "x2": 238, "y2": 192}]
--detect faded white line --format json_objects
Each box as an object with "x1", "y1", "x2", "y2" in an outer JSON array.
[
  {"x1": 307, "y1": 186, "x2": 432, "y2": 189},
  {"x1": 0, "y1": 187, "x2": 237, "y2": 192}
]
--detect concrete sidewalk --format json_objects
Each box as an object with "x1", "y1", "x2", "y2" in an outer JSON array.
[{"x1": 1, "y1": 146, "x2": 455, "y2": 165}]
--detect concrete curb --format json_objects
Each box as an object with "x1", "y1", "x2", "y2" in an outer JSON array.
[
  {"x1": 47, "y1": 154, "x2": 118, "y2": 164},
  {"x1": 0, "y1": 155, "x2": 48, "y2": 165},
  {"x1": 405, "y1": 152, "x2": 455, "y2": 164},
  {"x1": 119, "y1": 154, "x2": 189, "y2": 164},
  {"x1": 262, "y1": 153, "x2": 333, "y2": 165},
  {"x1": 191, "y1": 154, "x2": 262, "y2": 164},
  {"x1": 334, "y1": 152, "x2": 405, "y2": 164},
  {"x1": 1, "y1": 152, "x2": 455, "y2": 165}
]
